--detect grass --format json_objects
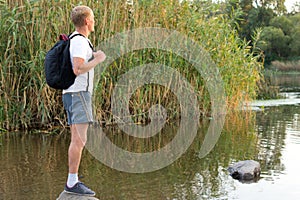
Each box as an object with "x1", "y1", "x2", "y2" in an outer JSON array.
[
  {"x1": 0, "y1": 0, "x2": 263, "y2": 131},
  {"x1": 269, "y1": 60, "x2": 300, "y2": 72}
]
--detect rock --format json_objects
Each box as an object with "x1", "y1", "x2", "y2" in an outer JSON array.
[
  {"x1": 228, "y1": 160, "x2": 261, "y2": 181},
  {"x1": 56, "y1": 191, "x2": 99, "y2": 200}
]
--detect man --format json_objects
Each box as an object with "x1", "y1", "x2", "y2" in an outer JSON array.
[{"x1": 62, "y1": 5, "x2": 106, "y2": 196}]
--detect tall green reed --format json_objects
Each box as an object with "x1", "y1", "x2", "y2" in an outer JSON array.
[{"x1": 0, "y1": 0, "x2": 263, "y2": 131}]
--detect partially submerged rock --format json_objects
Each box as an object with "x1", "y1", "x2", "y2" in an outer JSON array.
[
  {"x1": 56, "y1": 191, "x2": 99, "y2": 200},
  {"x1": 228, "y1": 160, "x2": 261, "y2": 181}
]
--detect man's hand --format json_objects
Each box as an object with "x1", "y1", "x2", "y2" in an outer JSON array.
[{"x1": 93, "y1": 50, "x2": 106, "y2": 63}]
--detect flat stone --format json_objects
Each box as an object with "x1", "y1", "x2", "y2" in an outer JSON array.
[
  {"x1": 228, "y1": 160, "x2": 261, "y2": 181},
  {"x1": 56, "y1": 191, "x2": 99, "y2": 200}
]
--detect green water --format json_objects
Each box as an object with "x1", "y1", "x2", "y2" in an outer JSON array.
[
  {"x1": 1, "y1": 73, "x2": 300, "y2": 200},
  {"x1": 1, "y1": 103, "x2": 300, "y2": 200}
]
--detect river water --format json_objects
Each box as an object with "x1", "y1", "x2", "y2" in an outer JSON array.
[{"x1": 1, "y1": 74, "x2": 300, "y2": 200}]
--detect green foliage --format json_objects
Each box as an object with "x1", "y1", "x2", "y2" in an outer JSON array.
[
  {"x1": 256, "y1": 13, "x2": 300, "y2": 64},
  {"x1": 254, "y1": 0, "x2": 287, "y2": 14},
  {"x1": 270, "y1": 15, "x2": 293, "y2": 35},
  {"x1": 239, "y1": 6, "x2": 276, "y2": 41},
  {"x1": 0, "y1": 0, "x2": 263, "y2": 130},
  {"x1": 289, "y1": 14, "x2": 300, "y2": 58},
  {"x1": 225, "y1": 1, "x2": 300, "y2": 67},
  {"x1": 225, "y1": 0, "x2": 278, "y2": 41},
  {"x1": 290, "y1": 28, "x2": 300, "y2": 57},
  {"x1": 257, "y1": 26, "x2": 290, "y2": 63}
]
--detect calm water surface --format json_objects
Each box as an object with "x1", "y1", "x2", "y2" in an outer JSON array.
[{"x1": 1, "y1": 75, "x2": 300, "y2": 200}]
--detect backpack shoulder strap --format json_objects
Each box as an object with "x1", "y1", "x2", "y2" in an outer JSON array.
[
  {"x1": 68, "y1": 33, "x2": 83, "y2": 40},
  {"x1": 69, "y1": 33, "x2": 94, "y2": 51}
]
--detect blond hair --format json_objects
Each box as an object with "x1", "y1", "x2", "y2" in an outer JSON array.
[{"x1": 71, "y1": 6, "x2": 92, "y2": 27}]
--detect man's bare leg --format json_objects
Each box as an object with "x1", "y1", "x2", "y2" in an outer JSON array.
[{"x1": 67, "y1": 123, "x2": 89, "y2": 186}]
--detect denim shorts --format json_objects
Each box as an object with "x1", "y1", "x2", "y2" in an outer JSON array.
[{"x1": 62, "y1": 91, "x2": 94, "y2": 125}]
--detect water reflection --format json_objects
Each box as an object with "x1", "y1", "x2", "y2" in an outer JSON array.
[
  {"x1": 0, "y1": 105, "x2": 300, "y2": 199},
  {"x1": 268, "y1": 73, "x2": 300, "y2": 92},
  {"x1": 0, "y1": 133, "x2": 70, "y2": 199}
]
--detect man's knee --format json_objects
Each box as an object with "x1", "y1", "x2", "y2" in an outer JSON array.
[
  {"x1": 72, "y1": 136, "x2": 86, "y2": 147},
  {"x1": 71, "y1": 126, "x2": 88, "y2": 147}
]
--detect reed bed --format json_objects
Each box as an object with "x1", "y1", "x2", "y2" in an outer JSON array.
[
  {"x1": 0, "y1": 0, "x2": 263, "y2": 131},
  {"x1": 271, "y1": 60, "x2": 300, "y2": 72}
]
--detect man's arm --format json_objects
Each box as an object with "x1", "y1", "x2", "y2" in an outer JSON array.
[{"x1": 73, "y1": 50, "x2": 106, "y2": 75}]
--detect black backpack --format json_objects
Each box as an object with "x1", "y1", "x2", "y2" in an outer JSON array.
[{"x1": 44, "y1": 33, "x2": 85, "y2": 89}]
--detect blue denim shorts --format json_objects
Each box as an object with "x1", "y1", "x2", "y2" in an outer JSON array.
[{"x1": 62, "y1": 91, "x2": 94, "y2": 125}]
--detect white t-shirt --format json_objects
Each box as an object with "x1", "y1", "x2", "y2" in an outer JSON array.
[{"x1": 63, "y1": 31, "x2": 94, "y2": 94}]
